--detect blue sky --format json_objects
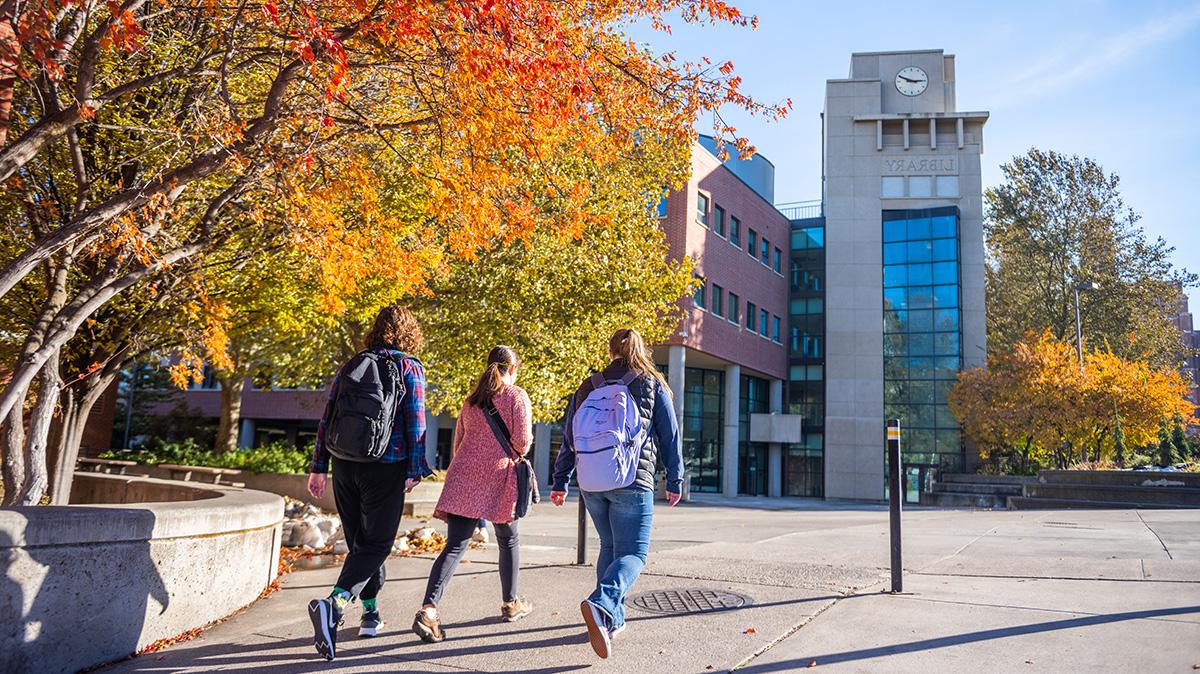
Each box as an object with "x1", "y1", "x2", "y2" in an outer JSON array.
[{"x1": 629, "y1": 0, "x2": 1200, "y2": 308}]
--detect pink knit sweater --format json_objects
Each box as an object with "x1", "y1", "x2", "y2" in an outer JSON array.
[{"x1": 434, "y1": 384, "x2": 532, "y2": 524}]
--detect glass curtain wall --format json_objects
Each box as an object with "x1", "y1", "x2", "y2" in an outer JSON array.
[
  {"x1": 882, "y1": 207, "x2": 965, "y2": 479},
  {"x1": 786, "y1": 217, "x2": 826, "y2": 498}
]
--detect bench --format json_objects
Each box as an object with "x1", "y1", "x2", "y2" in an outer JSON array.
[
  {"x1": 158, "y1": 464, "x2": 246, "y2": 488},
  {"x1": 77, "y1": 457, "x2": 142, "y2": 475}
]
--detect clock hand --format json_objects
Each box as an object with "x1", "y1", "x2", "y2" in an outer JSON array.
[{"x1": 898, "y1": 75, "x2": 923, "y2": 83}]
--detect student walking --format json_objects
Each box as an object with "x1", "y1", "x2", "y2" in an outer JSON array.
[
  {"x1": 305, "y1": 304, "x2": 433, "y2": 660},
  {"x1": 550, "y1": 328, "x2": 683, "y2": 659},
  {"x1": 412, "y1": 346, "x2": 534, "y2": 643}
]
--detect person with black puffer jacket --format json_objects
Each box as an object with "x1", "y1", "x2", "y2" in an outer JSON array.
[{"x1": 549, "y1": 327, "x2": 684, "y2": 660}]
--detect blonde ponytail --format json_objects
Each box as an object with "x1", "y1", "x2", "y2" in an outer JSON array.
[{"x1": 609, "y1": 328, "x2": 671, "y2": 397}]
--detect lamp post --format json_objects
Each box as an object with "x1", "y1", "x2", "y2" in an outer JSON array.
[{"x1": 1073, "y1": 282, "x2": 1099, "y2": 366}]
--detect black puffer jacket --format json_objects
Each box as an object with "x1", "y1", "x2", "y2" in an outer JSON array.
[{"x1": 551, "y1": 359, "x2": 684, "y2": 493}]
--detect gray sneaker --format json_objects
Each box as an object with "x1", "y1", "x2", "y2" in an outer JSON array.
[
  {"x1": 308, "y1": 598, "x2": 342, "y2": 660},
  {"x1": 359, "y1": 610, "x2": 382, "y2": 638}
]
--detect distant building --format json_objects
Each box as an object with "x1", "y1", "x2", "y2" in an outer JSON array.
[{"x1": 1171, "y1": 289, "x2": 1200, "y2": 429}]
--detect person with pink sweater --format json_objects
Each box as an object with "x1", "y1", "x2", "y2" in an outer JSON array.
[{"x1": 412, "y1": 346, "x2": 534, "y2": 642}]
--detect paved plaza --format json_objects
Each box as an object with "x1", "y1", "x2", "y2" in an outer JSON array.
[{"x1": 99, "y1": 498, "x2": 1200, "y2": 673}]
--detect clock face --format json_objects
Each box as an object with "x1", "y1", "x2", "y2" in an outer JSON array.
[{"x1": 896, "y1": 66, "x2": 928, "y2": 96}]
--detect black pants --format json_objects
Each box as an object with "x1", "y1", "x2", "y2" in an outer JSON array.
[
  {"x1": 332, "y1": 457, "x2": 408, "y2": 600},
  {"x1": 423, "y1": 514, "x2": 519, "y2": 606}
]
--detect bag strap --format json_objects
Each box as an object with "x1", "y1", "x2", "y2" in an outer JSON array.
[{"x1": 482, "y1": 400, "x2": 520, "y2": 462}]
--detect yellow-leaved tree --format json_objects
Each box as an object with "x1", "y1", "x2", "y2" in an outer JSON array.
[{"x1": 948, "y1": 332, "x2": 1193, "y2": 471}]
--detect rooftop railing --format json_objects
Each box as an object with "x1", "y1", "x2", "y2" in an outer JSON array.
[{"x1": 776, "y1": 199, "x2": 823, "y2": 221}]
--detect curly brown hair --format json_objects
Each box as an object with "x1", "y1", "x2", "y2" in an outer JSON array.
[{"x1": 364, "y1": 304, "x2": 424, "y2": 353}]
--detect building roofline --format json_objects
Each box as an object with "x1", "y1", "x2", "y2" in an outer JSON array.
[
  {"x1": 697, "y1": 133, "x2": 777, "y2": 169},
  {"x1": 693, "y1": 139, "x2": 788, "y2": 220},
  {"x1": 850, "y1": 49, "x2": 948, "y2": 57}
]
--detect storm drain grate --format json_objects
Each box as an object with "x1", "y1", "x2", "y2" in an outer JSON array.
[{"x1": 627, "y1": 588, "x2": 752, "y2": 615}]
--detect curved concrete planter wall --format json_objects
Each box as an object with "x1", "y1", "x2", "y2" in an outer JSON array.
[
  {"x1": 0, "y1": 473, "x2": 284, "y2": 674},
  {"x1": 84, "y1": 461, "x2": 444, "y2": 516}
]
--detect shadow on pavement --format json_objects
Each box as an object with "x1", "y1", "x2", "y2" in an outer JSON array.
[{"x1": 733, "y1": 604, "x2": 1200, "y2": 673}]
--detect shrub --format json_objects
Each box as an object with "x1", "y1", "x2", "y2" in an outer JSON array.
[{"x1": 102, "y1": 438, "x2": 312, "y2": 475}]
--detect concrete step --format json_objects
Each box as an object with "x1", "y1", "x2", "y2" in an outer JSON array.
[
  {"x1": 920, "y1": 491, "x2": 1007, "y2": 509},
  {"x1": 931, "y1": 482, "x2": 1024, "y2": 496},
  {"x1": 939, "y1": 473, "x2": 1038, "y2": 486},
  {"x1": 1038, "y1": 470, "x2": 1200, "y2": 489},
  {"x1": 1023, "y1": 483, "x2": 1200, "y2": 507},
  {"x1": 1007, "y1": 496, "x2": 1196, "y2": 510}
]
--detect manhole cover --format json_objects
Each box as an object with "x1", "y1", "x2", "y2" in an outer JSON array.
[{"x1": 627, "y1": 589, "x2": 752, "y2": 614}]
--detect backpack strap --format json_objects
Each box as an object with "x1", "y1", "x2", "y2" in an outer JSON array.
[
  {"x1": 618, "y1": 370, "x2": 640, "y2": 386},
  {"x1": 589, "y1": 372, "x2": 605, "y2": 389}
]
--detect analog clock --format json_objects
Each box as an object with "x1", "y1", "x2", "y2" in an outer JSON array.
[{"x1": 895, "y1": 66, "x2": 928, "y2": 97}]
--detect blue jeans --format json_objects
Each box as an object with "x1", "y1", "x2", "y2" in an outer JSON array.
[{"x1": 581, "y1": 487, "x2": 653, "y2": 629}]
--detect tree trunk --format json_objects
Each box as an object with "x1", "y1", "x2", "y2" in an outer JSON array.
[
  {"x1": 15, "y1": 350, "x2": 60, "y2": 505},
  {"x1": 215, "y1": 373, "x2": 246, "y2": 453},
  {"x1": 0, "y1": 403, "x2": 26, "y2": 505},
  {"x1": 49, "y1": 371, "x2": 115, "y2": 505}
]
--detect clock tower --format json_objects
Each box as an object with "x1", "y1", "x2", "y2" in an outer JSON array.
[{"x1": 817, "y1": 50, "x2": 988, "y2": 501}]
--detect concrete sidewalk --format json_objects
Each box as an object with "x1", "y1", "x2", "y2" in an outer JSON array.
[{"x1": 98, "y1": 499, "x2": 1200, "y2": 673}]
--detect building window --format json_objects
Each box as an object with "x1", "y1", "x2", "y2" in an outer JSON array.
[
  {"x1": 936, "y1": 176, "x2": 960, "y2": 197},
  {"x1": 683, "y1": 367, "x2": 725, "y2": 493},
  {"x1": 712, "y1": 284, "x2": 725, "y2": 317},
  {"x1": 772, "y1": 315, "x2": 781, "y2": 343},
  {"x1": 793, "y1": 269, "x2": 823, "y2": 292},
  {"x1": 728, "y1": 292, "x2": 740, "y2": 324},
  {"x1": 748, "y1": 228, "x2": 757, "y2": 257},
  {"x1": 746, "y1": 301, "x2": 756, "y2": 330},
  {"x1": 656, "y1": 195, "x2": 668, "y2": 218},
  {"x1": 730, "y1": 216, "x2": 741, "y2": 246},
  {"x1": 713, "y1": 205, "x2": 726, "y2": 238},
  {"x1": 882, "y1": 176, "x2": 905, "y2": 198},
  {"x1": 693, "y1": 276, "x2": 706, "y2": 310},
  {"x1": 908, "y1": 176, "x2": 932, "y2": 198},
  {"x1": 773, "y1": 247, "x2": 782, "y2": 274},
  {"x1": 790, "y1": 297, "x2": 824, "y2": 314},
  {"x1": 696, "y1": 193, "x2": 710, "y2": 226},
  {"x1": 791, "y1": 226, "x2": 824, "y2": 249},
  {"x1": 738, "y1": 375, "x2": 770, "y2": 495},
  {"x1": 759, "y1": 308, "x2": 768, "y2": 337},
  {"x1": 760, "y1": 238, "x2": 770, "y2": 266}
]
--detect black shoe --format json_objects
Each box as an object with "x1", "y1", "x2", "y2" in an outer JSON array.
[
  {"x1": 359, "y1": 610, "x2": 382, "y2": 638},
  {"x1": 308, "y1": 598, "x2": 342, "y2": 660}
]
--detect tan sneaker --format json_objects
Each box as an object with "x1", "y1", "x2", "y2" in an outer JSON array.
[
  {"x1": 500, "y1": 597, "x2": 534, "y2": 622},
  {"x1": 412, "y1": 607, "x2": 444, "y2": 643}
]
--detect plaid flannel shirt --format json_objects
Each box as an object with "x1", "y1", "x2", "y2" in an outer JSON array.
[{"x1": 310, "y1": 348, "x2": 434, "y2": 480}]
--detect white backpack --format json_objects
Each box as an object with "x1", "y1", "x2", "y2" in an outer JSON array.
[{"x1": 571, "y1": 371, "x2": 646, "y2": 492}]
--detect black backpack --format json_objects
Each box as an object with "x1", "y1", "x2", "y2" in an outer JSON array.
[{"x1": 326, "y1": 350, "x2": 407, "y2": 462}]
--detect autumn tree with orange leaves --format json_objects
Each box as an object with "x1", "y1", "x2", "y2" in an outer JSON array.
[
  {"x1": 0, "y1": 0, "x2": 788, "y2": 504},
  {"x1": 948, "y1": 332, "x2": 1193, "y2": 472}
]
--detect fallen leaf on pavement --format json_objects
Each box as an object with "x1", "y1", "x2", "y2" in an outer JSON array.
[
  {"x1": 744, "y1": 627, "x2": 757, "y2": 634},
  {"x1": 808, "y1": 660, "x2": 817, "y2": 668}
]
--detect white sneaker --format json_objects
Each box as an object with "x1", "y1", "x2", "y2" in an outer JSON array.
[{"x1": 471, "y1": 527, "x2": 490, "y2": 544}]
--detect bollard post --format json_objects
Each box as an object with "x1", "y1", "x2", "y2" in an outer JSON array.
[
  {"x1": 576, "y1": 493, "x2": 587, "y2": 565},
  {"x1": 887, "y1": 419, "x2": 903, "y2": 593}
]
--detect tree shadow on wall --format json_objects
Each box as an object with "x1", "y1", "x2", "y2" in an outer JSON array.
[{"x1": 1, "y1": 507, "x2": 170, "y2": 674}]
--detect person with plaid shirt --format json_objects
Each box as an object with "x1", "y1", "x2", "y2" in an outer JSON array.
[{"x1": 306, "y1": 305, "x2": 434, "y2": 660}]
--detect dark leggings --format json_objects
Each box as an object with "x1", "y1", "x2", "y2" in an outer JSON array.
[{"x1": 423, "y1": 514, "x2": 519, "y2": 606}]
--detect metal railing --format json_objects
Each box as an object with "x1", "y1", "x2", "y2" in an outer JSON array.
[{"x1": 776, "y1": 199, "x2": 823, "y2": 221}]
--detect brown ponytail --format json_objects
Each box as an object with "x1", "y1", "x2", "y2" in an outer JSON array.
[
  {"x1": 466, "y1": 345, "x2": 520, "y2": 409},
  {"x1": 608, "y1": 328, "x2": 671, "y2": 397}
]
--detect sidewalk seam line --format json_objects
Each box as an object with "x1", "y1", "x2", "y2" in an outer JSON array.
[
  {"x1": 911, "y1": 571, "x2": 1199, "y2": 584},
  {"x1": 1135, "y1": 510, "x2": 1173, "y2": 560},
  {"x1": 727, "y1": 595, "x2": 844, "y2": 672}
]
